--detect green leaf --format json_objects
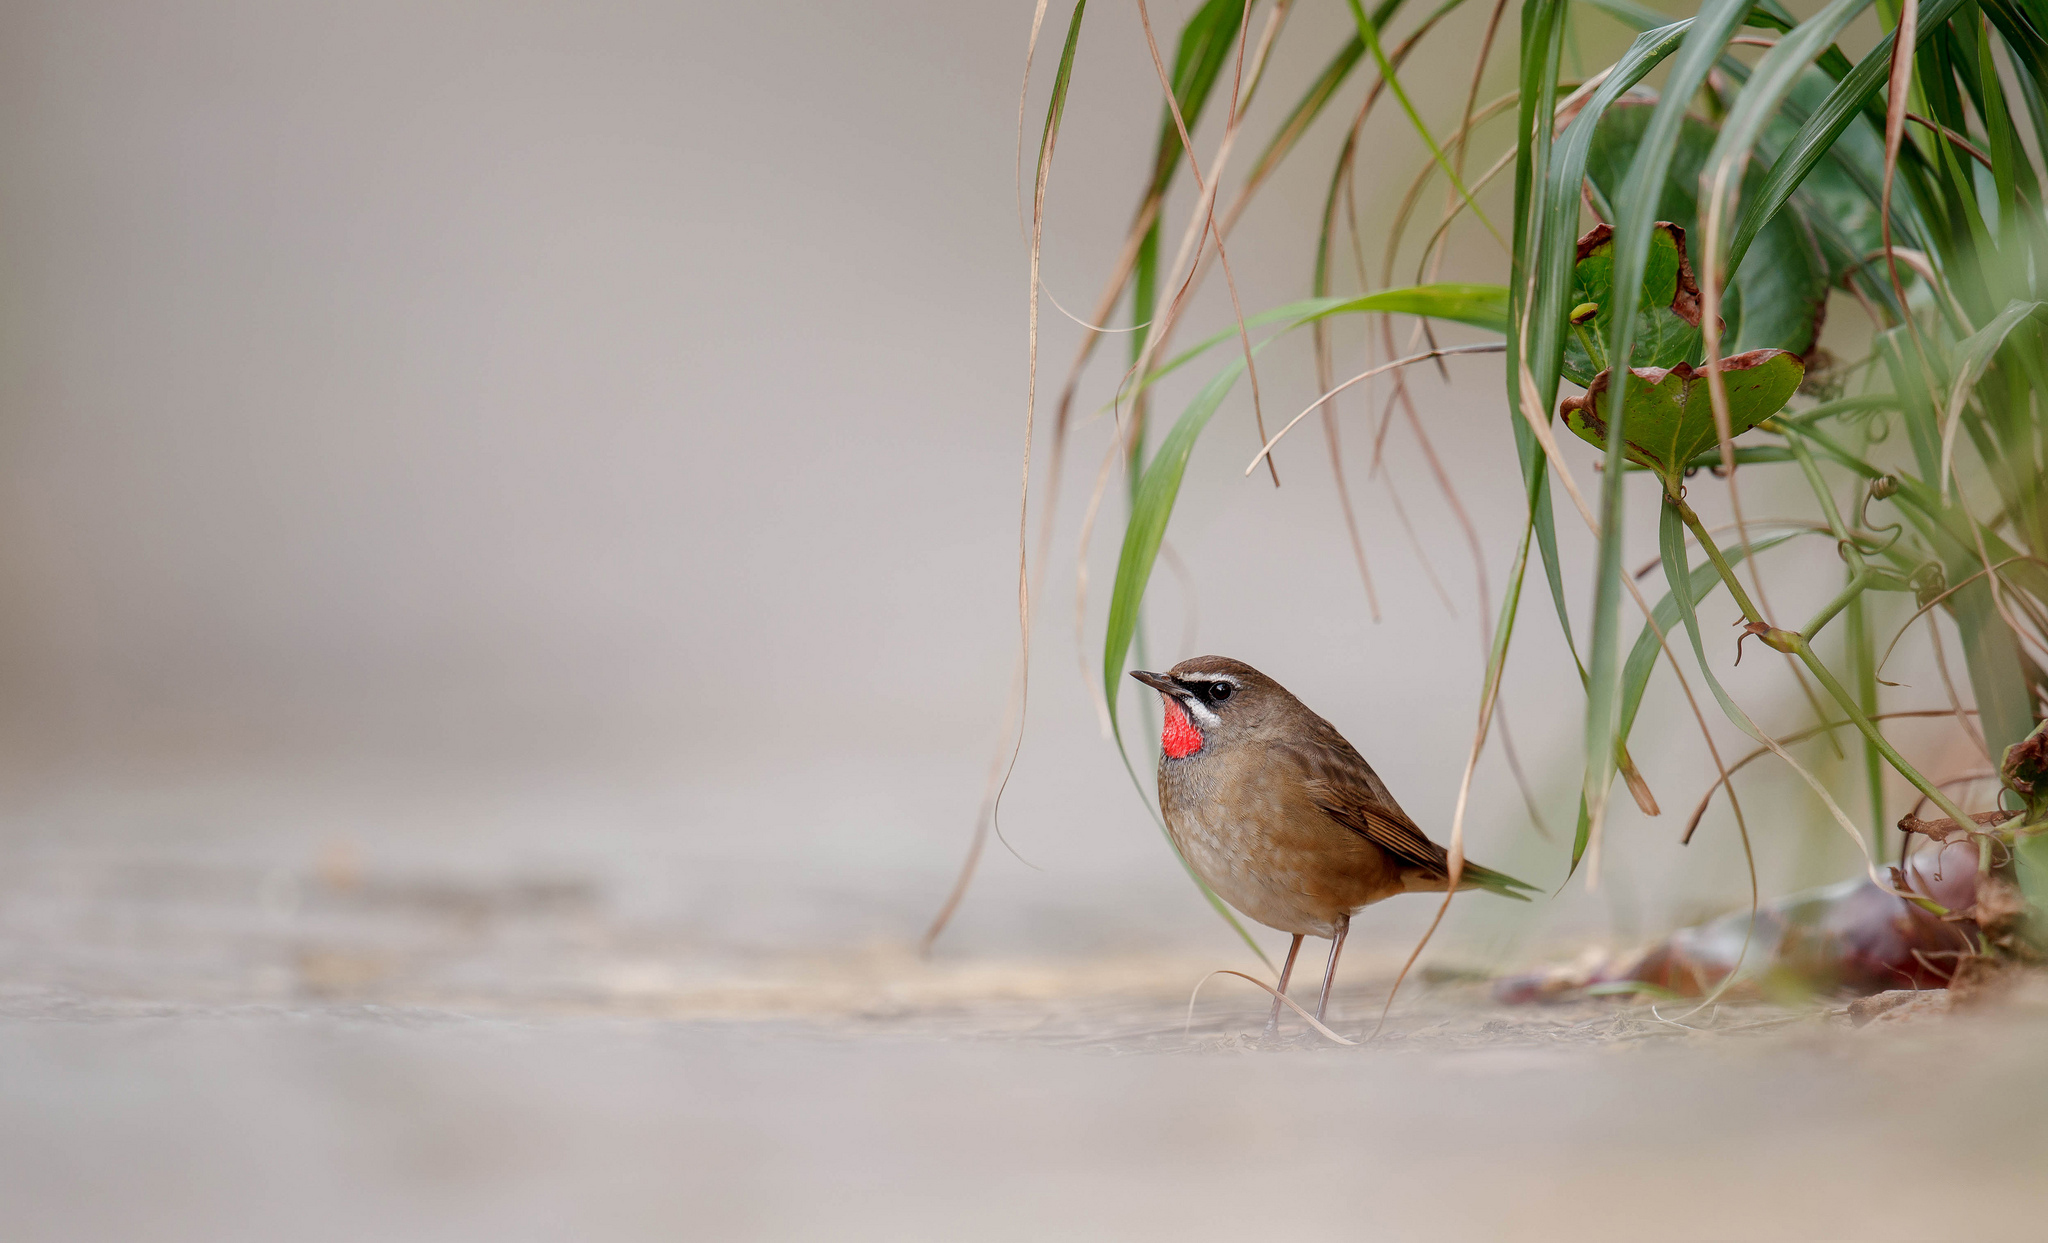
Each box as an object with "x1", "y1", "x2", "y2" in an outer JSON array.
[
  {"x1": 1582, "y1": 103, "x2": 1831, "y2": 357},
  {"x1": 1562, "y1": 222, "x2": 1704, "y2": 386},
  {"x1": 1563, "y1": 351, "x2": 1805, "y2": 493}
]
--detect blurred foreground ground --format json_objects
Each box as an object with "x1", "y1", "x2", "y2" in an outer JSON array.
[{"x1": 4, "y1": 841, "x2": 2047, "y2": 1243}]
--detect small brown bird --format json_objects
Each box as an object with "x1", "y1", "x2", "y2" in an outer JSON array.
[{"x1": 1131, "y1": 656, "x2": 1536, "y2": 1036}]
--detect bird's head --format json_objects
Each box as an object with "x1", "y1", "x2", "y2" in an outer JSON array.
[{"x1": 1129, "y1": 655, "x2": 1282, "y2": 759}]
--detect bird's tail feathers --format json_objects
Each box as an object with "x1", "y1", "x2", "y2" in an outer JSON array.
[{"x1": 1454, "y1": 860, "x2": 1539, "y2": 901}]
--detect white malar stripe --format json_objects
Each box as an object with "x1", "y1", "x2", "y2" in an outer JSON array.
[{"x1": 1182, "y1": 697, "x2": 1222, "y2": 728}]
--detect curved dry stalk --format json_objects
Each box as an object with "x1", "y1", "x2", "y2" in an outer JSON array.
[
  {"x1": 1871, "y1": 558, "x2": 2030, "y2": 680},
  {"x1": 1408, "y1": 146, "x2": 1519, "y2": 288},
  {"x1": 1878, "y1": 0, "x2": 1947, "y2": 405},
  {"x1": 1204, "y1": 4, "x2": 1467, "y2": 628},
  {"x1": 1120, "y1": 3, "x2": 1282, "y2": 423},
  {"x1": 1904, "y1": 110, "x2": 1992, "y2": 165},
  {"x1": 1386, "y1": 73, "x2": 1615, "y2": 387},
  {"x1": 1310, "y1": 212, "x2": 1454, "y2": 616},
  {"x1": 1012, "y1": 0, "x2": 1055, "y2": 236},
  {"x1": 1067, "y1": 3, "x2": 1296, "y2": 755},
  {"x1": 1852, "y1": 246, "x2": 1971, "y2": 326},
  {"x1": 1185, "y1": 969, "x2": 1357, "y2": 1045},
  {"x1": 1156, "y1": 538, "x2": 1201, "y2": 657},
  {"x1": 1038, "y1": 280, "x2": 1152, "y2": 333},
  {"x1": 1512, "y1": 352, "x2": 1601, "y2": 533},
  {"x1": 1135, "y1": 0, "x2": 1279, "y2": 485},
  {"x1": 1683, "y1": 709, "x2": 1979, "y2": 842},
  {"x1": 1663, "y1": 778, "x2": 1759, "y2": 1021},
  {"x1": 928, "y1": 1, "x2": 1068, "y2": 952},
  {"x1": 1453, "y1": 0, "x2": 1510, "y2": 181},
  {"x1": 1246, "y1": 343, "x2": 1506, "y2": 472},
  {"x1": 1074, "y1": 430, "x2": 1127, "y2": 737},
  {"x1": 1966, "y1": 507, "x2": 2048, "y2": 668},
  {"x1": 1383, "y1": 375, "x2": 1498, "y2": 619},
  {"x1": 1925, "y1": 610, "x2": 1992, "y2": 763},
  {"x1": 1588, "y1": 559, "x2": 1740, "y2": 887},
  {"x1": 1313, "y1": 153, "x2": 1445, "y2": 613},
  {"x1": 1374, "y1": 78, "x2": 1589, "y2": 514},
  {"x1": 1380, "y1": 449, "x2": 1460, "y2": 611},
  {"x1": 920, "y1": 658, "x2": 1027, "y2": 953},
  {"x1": 1319, "y1": 383, "x2": 1384, "y2": 621},
  {"x1": 1494, "y1": 701, "x2": 1557, "y2": 841}
]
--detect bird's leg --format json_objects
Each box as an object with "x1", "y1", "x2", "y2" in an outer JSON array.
[
  {"x1": 1262, "y1": 934, "x2": 1304, "y2": 1040},
  {"x1": 1314, "y1": 915, "x2": 1351, "y2": 1024}
]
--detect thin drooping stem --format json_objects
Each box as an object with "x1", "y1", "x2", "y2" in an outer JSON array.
[
  {"x1": 1675, "y1": 501, "x2": 1768, "y2": 626},
  {"x1": 1677, "y1": 499, "x2": 1979, "y2": 833},
  {"x1": 1788, "y1": 634, "x2": 1977, "y2": 831}
]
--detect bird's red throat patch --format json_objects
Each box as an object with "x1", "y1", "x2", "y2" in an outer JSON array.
[{"x1": 1160, "y1": 696, "x2": 1203, "y2": 758}]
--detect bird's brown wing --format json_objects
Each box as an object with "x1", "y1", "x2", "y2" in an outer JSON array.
[{"x1": 1280, "y1": 714, "x2": 1450, "y2": 878}]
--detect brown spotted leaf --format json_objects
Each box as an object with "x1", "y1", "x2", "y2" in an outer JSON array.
[{"x1": 1561, "y1": 350, "x2": 1804, "y2": 493}]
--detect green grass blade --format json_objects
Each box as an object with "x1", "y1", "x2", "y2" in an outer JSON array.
[
  {"x1": 1507, "y1": 0, "x2": 1582, "y2": 674},
  {"x1": 1243, "y1": 36, "x2": 1366, "y2": 191},
  {"x1": 1585, "y1": 0, "x2": 1753, "y2": 843},
  {"x1": 1654, "y1": 504, "x2": 1785, "y2": 744},
  {"x1": 1704, "y1": 0, "x2": 1877, "y2": 251},
  {"x1": 1527, "y1": 21, "x2": 1693, "y2": 432},
  {"x1": 1577, "y1": 527, "x2": 1799, "y2": 875},
  {"x1": 1984, "y1": 0, "x2": 2048, "y2": 158},
  {"x1": 1937, "y1": 300, "x2": 2047, "y2": 494},
  {"x1": 1512, "y1": 5, "x2": 1664, "y2": 679},
  {"x1": 1950, "y1": 575, "x2": 2039, "y2": 755},
  {"x1": 1876, "y1": 324, "x2": 1950, "y2": 481},
  {"x1": 1142, "y1": 0, "x2": 1246, "y2": 199},
  {"x1": 1344, "y1": 0, "x2": 1503, "y2": 246},
  {"x1": 1614, "y1": 533, "x2": 1799, "y2": 765},
  {"x1": 1038, "y1": 1, "x2": 1088, "y2": 185},
  {"x1": 1126, "y1": 285, "x2": 1509, "y2": 406}
]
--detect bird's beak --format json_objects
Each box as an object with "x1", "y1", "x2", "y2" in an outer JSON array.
[{"x1": 1129, "y1": 670, "x2": 1178, "y2": 694}]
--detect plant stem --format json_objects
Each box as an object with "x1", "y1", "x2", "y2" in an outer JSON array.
[
  {"x1": 1786, "y1": 438, "x2": 1874, "y2": 645},
  {"x1": 1786, "y1": 430, "x2": 1888, "y2": 857},
  {"x1": 1787, "y1": 436, "x2": 1869, "y2": 573},
  {"x1": 1677, "y1": 494, "x2": 1975, "y2": 842},
  {"x1": 1675, "y1": 500, "x2": 1767, "y2": 627},
  {"x1": 1802, "y1": 571, "x2": 1872, "y2": 642},
  {"x1": 1569, "y1": 321, "x2": 1601, "y2": 371},
  {"x1": 1789, "y1": 633, "x2": 1978, "y2": 831}
]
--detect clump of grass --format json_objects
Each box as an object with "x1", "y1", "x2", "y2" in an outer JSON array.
[{"x1": 933, "y1": 0, "x2": 2048, "y2": 989}]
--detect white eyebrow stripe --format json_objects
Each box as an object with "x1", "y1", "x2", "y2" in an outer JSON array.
[{"x1": 1172, "y1": 672, "x2": 1241, "y2": 686}]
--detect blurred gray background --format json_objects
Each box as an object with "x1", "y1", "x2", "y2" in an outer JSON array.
[{"x1": 0, "y1": 0, "x2": 1975, "y2": 965}]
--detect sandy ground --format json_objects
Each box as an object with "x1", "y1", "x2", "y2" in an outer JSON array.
[{"x1": 4, "y1": 846, "x2": 2047, "y2": 1242}]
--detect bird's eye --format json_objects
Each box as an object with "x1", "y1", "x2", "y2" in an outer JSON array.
[{"x1": 1208, "y1": 682, "x2": 1234, "y2": 703}]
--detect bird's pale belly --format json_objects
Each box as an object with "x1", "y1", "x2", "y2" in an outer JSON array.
[{"x1": 1166, "y1": 794, "x2": 1401, "y2": 939}]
